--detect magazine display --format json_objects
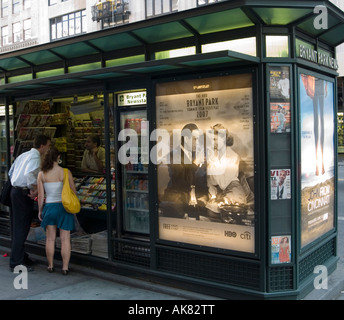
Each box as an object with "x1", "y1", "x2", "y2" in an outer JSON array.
[
  {"x1": 13, "y1": 100, "x2": 56, "y2": 158},
  {"x1": 270, "y1": 169, "x2": 291, "y2": 200}
]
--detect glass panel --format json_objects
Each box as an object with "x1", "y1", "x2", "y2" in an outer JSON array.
[
  {"x1": 266, "y1": 36, "x2": 289, "y2": 58},
  {"x1": 8, "y1": 74, "x2": 32, "y2": 83},
  {"x1": 23, "y1": 19, "x2": 31, "y2": 40},
  {"x1": 62, "y1": 15, "x2": 68, "y2": 38},
  {"x1": 132, "y1": 22, "x2": 192, "y2": 43},
  {"x1": 252, "y1": 7, "x2": 312, "y2": 25},
  {"x1": 56, "y1": 17, "x2": 62, "y2": 39},
  {"x1": 155, "y1": 47, "x2": 196, "y2": 60},
  {"x1": 13, "y1": 22, "x2": 20, "y2": 43},
  {"x1": 156, "y1": 74, "x2": 255, "y2": 253},
  {"x1": 300, "y1": 74, "x2": 335, "y2": 248},
  {"x1": 185, "y1": 8, "x2": 254, "y2": 35},
  {"x1": 172, "y1": 0, "x2": 178, "y2": 11},
  {"x1": 51, "y1": 21, "x2": 56, "y2": 40},
  {"x1": 108, "y1": 94, "x2": 116, "y2": 216},
  {"x1": 68, "y1": 62, "x2": 101, "y2": 73},
  {"x1": 0, "y1": 105, "x2": 14, "y2": 238},
  {"x1": 1, "y1": 26, "x2": 8, "y2": 46},
  {"x1": 202, "y1": 37, "x2": 257, "y2": 56},
  {"x1": 162, "y1": 0, "x2": 170, "y2": 13},
  {"x1": 118, "y1": 105, "x2": 149, "y2": 234},
  {"x1": 146, "y1": 0, "x2": 153, "y2": 17},
  {"x1": 106, "y1": 55, "x2": 145, "y2": 67},
  {"x1": 154, "y1": 0, "x2": 161, "y2": 15},
  {"x1": 82, "y1": 10, "x2": 87, "y2": 33}
]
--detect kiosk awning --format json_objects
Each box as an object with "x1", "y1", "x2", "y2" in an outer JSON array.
[
  {"x1": 0, "y1": 50, "x2": 259, "y2": 94},
  {"x1": 0, "y1": 0, "x2": 343, "y2": 95}
]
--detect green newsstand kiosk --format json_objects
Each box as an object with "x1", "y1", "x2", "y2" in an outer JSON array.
[{"x1": 0, "y1": 0, "x2": 344, "y2": 299}]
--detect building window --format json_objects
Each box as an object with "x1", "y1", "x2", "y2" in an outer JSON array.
[
  {"x1": 50, "y1": 10, "x2": 86, "y2": 41},
  {"x1": 23, "y1": 19, "x2": 31, "y2": 40},
  {"x1": 49, "y1": 0, "x2": 58, "y2": 5},
  {"x1": 146, "y1": 0, "x2": 178, "y2": 18},
  {"x1": 24, "y1": 0, "x2": 31, "y2": 9},
  {"x1": 1, "y1": 26, "x2": 9, "y2": 46},
  {"x1": 197, "y1": 0, "x2": 223, "y2": 6},
  {"x1": 1, "y1": 0, "x2": 9, "y2": 18},
  {"x1": 13, "y1": 22, "x2": 21, "y2": 43},
  {"x1": 13, "y1": 0, "x2": 20, "y2": 14}
]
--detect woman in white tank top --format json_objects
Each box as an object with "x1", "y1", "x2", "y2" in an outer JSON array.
[{"x1": 37, "y1": 147, "x2": 78, "y2": 275}]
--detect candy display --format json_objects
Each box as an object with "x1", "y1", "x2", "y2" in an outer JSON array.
[{"x1": 76, "y1": 176, "x2": 115, "y2": 210}]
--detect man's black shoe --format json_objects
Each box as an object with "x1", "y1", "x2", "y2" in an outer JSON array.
[
  {"x1": 10, "y1": 264, "x2": 34, "y2": 272},
  {"x1": 24, "y1": 257, "x2": 36, "y2": 266}
]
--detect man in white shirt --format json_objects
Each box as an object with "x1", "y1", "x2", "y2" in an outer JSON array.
[{"x1": 8, "y1": 135, "x2": 51, "y2": 271}]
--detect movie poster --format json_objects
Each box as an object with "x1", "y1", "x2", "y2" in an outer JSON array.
[
  {"x1": 156, "y1": 74, "x2": 255, "y2": 253},
  {"x1": 300, "y1": 73, "x2": 335, "y2": 248}
]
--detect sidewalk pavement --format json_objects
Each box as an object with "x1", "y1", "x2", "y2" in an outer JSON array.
[
  {"x1": 0, "y1": 246, "x2": 219, "y2": 300},
  {"x1": 303, "y1": 255, "x2": 344, "y2": 300},
  {"x1": 1, "y1": 244, "x2": 344, "y2": 300}
]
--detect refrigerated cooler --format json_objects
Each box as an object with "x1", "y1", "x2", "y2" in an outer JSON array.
[{"x1": 119, "y1": 108, "x2": 149, "y2": 234}]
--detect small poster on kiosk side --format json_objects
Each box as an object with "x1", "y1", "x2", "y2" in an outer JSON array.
[
  {"x1": 269, "y1": 67, "x2": 290, "y2": 101},
  {"x1": 270, "y1": 102, "x2": 291, "y2": 133},
  {"x1": 271, "y1": 235, "x2": 291, "y2": 264},
  {"x1": 270, "y1": 169, "x2": 291, "y2": 200},
  {"x1": 269, "y1": 66, "x2": 291, "y2": 134}
]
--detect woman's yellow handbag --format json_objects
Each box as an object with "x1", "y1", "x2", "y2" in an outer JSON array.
[{"x1": 62, "y1": 168, "x2": 80, "y2": 214}]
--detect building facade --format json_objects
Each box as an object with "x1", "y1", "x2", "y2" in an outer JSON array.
[{"x1": 0, "y1": 1, "x2": 227, "y2": 53}]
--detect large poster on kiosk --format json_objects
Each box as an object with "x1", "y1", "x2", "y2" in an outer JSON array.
[
  {"x1": 300, "y1": 73, "x2": 335, "y2": 248},
  {"x1": 155, "y1": 74, "x2": 255, "y2": 253}
]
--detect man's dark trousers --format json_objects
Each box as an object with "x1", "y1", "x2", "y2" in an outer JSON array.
[{"x1": 9, "y1": 187, "x2": 34, "y2": 268}]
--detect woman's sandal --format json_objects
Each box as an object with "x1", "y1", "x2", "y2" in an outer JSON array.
[
  {"x1": 61, "y1": 269, "x2": 69, "y2": 275},
  {"x1": 47, "y1": 266, "x2": 55, "y2": 273}
]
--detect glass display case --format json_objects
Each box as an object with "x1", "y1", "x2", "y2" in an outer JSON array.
[
  {"x1": 74, "y1": 175, "x2": 115, "y2": 234},
  {"x1": 119, "y1": 109, "x2": 149, "y2": 234},
  {"x1": 0, "y1": 105, "x2": 14, "y2": 238}
]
